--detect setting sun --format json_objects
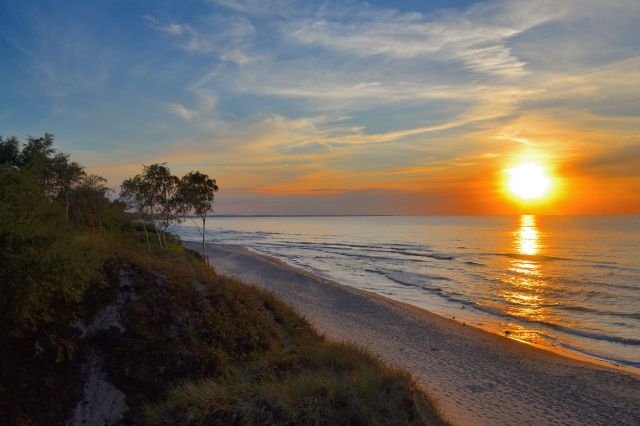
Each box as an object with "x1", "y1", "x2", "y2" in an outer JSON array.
[{"x1": 507, "y1": 163, "x2": 552, "y2": 200}]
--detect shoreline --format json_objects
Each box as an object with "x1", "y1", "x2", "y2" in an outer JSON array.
[
  {"x1": 219, "y1": 243, "x2": 639, "y2": 375},
  {"x1": 248, "y1": 245, "x2": 638, "y2": 375},
  {"x1": 185, "y1": 241, "x2": 640, "y2": 425}
]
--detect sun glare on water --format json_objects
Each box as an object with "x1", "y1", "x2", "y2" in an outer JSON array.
[{"x1": 507, "y1": 163, "x2": 552, "y2": 201}]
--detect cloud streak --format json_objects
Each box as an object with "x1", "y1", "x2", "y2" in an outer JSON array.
[{"x1": 1, "y1": 0, "x2": 639, "y2": 213}]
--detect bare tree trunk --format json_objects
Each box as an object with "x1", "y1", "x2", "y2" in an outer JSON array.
[
  {"x1": 202, "y1": 214, "x2": 207, "y2": 264},
  {"x1": 65, "y1": 191, "x2": 70, "y2": 223},
  {"x1": 156, "y1": 228, "x2": 163, "y2": 250},
  {"x1": 141, "y1": 221, "x2": 151, "y2": 253},
  {"x1": 162, "y1": 229, "x2": 168, "y2": 250}
]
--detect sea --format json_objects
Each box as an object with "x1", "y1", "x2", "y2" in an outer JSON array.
[{"x1": 172, "y1": 215, "x2": 640, "y2": 370}]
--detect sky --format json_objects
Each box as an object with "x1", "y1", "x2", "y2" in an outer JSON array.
[{"x1": 1, "y1": 0, "x2": 639, "y2": 215}]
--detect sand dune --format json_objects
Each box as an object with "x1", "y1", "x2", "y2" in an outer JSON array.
[{"x1": 186, "y1": 242, "x2": 640, "y2": 425}]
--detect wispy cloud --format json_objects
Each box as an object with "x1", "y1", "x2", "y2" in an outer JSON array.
[
  {"x1": 2, "y1": 0, "x2": 639, "y2": 213},
  {"x1": 280, "y1": 1, "x2": 567, "y2": 78},
  {"x1": 143, "y1": 16, "x2": 185, "y2": 35},
  {"x1": 144, "y1": 13, "x2": 256, "y2": 60}
]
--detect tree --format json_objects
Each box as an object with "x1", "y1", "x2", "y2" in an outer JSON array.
[
  {"x1": 1, "y1": 134, "x2": 85, "y2": 220},
  {"x1": 70, "y1": 174, "x2": 111, "y2": 236},
  {"x1": 0, "y1": 136, "x2": 21, "y2": 167},
  {"x1": 142, "y1": 163, "x2": 180, "y2": 250},
  {"x1": 178, "y1": 171, "x2": 218, "y2": 261},
  {"x1": 120, "y1": 174, "x2": 152, "y2": 252},
  {"x1": 51, "y1": 153, "x2": 85, "y2": 222},
  {"x1": 20, "y1": 133, "x2": 56, "y2": 166},
  {"x1": 120, "y1": 163, "x2": 183, "y2": 251},
  {"x1": 0, "y1": 135, "x2": 104, "y2": 360}
]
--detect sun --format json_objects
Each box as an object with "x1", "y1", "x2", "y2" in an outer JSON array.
[{"x1": 507, "y1": 163, "x2": 552, "y2": 200}]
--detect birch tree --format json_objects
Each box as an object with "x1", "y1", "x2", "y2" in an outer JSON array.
[
  {"x1": 142, "y1": 163, "x2": 180, "y2": 250},
  {"x1": 120, "y1": 175, "x2": 152, "y2": 252},
  {"x1": 178, "y1": 171, "x2": 218, "y2": 261}
]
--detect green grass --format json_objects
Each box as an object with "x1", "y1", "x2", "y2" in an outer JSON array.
[
  {"x1": 91, "y1": 236, "x2": 445, "y2": 425},
  {"x1": 146, "y1": 343, "x2": 440, "y2": 425},
  {"x1": 1, "y1": 224, "x2": 445, "y2": 425},
  {"x1": 0, "y1": 136, "x2": 445, "y2": 424}
]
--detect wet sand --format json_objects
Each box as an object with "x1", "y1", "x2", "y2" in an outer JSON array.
[{"x1": 186, "y1": 242, "x2": 640, "y2": 425}]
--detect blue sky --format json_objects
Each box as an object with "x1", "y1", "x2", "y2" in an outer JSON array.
[{"x1": 1, "y1": 0, "x2": 639, "y2": 214}]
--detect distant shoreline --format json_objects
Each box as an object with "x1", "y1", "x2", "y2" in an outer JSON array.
[
  {"x1": 185, "y1": 241, "x2": 640, "y2": 425},
  {"x1": 182, "y1": 213, "x2": 640, "y2": 218}
]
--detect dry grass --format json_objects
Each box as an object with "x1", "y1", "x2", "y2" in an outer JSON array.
[{"x1": 93, "y1": 232, "x2": 445, "y2": 424}]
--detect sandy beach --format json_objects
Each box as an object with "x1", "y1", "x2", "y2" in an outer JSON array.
[{"x1": 185, "y1": 242, "x2": 640, "y2": 425}]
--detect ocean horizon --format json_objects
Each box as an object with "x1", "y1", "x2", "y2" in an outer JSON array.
[{"x1": 174, "y1": 214, "x2": 640, "y2": 370}]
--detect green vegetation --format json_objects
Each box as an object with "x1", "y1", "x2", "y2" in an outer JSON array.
[
  {"x1": 0, "y1": 134, "x2": 444, "y2": 425},
  {"x1": 120, "y1": 163, "x2": 218, "y2": 257}
]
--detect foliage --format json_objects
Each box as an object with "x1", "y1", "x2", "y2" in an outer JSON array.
[
  {"x1": 120, "y1": 165, "x2": 219, "y2": 256},
  {"x1": 94, "y1": 247, "x2": 444, "y2": 425},
  {"x1": 0, "y1": 136, "x2": 107, "y2": 351},
  {"x1": 177, "y1": 171, "x2": 218, "y2": 258},
  {"x1": 178, "y1": 171, "x2": 219, "y2": 217},
  {"x1": 145, "y1": 343, "x2": 440, "y2": 426},
  {"x1": 0, "y1": 134, "x2": 115, "y2": 424},
  {"x1": 0, "y1": 133, "x2": 444, "y2": 425},
  {"x1": 120, "y1": 163, "x2": 184, "y2": 251}
]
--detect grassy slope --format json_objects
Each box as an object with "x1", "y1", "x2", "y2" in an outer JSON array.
[
  {"x1": 102, "y1": 238, "x2": 445, "y2": 425},
  {"x1": 3, "y1": 227, "x2": 445, "y2": 425}
]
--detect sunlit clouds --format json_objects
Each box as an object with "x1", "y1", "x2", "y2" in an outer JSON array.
[{"x1": 1, "y1": 0, "x2": 639, "y2": 214}]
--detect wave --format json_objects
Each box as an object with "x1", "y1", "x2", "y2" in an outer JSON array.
[
  {"x1": 173, "y1": 223, "x2": 640, "y2": 354},
  {"x1": 373, "y1": 270, "x2": 451, "y2": 284},
  {"x1": 549, "y1": 275, "x2": 640, "y2": 293},
  {"x1": 467, "y1": 304, "x2": 640, "y2": 346},
  {"x1": 492, "y1": 252, "x2": 572, "y2": 262},
  {"x1": 372, "y1": 270, "x2": 475, "y2": 308},
  {"x1": 373, "y1": 268, "x2": 640, "y2": 347},
  {"x1": 556, "y1": 342, "x2": 640, "y2": 369},
  {"x1": 548, "y1": 324, "x2": 640, "y2": 346},
  {"x1": 294, "y1": 242, "x2": 454, "y2": 261},
  {"x1": 555, "y1": 305, "x2": 640, "y2": 321},
  {"x1": 292, "y1": 247, "x2": 455, "y2": 263}
]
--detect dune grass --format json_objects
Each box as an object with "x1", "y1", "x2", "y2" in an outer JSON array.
[
  {"x1": 92, "y1": 237, "x2": 445, "y2": 425},
  {"x1": 145, "y1": 342, "x2": 440, "y2": 425},
  {"x1": 0, "y1": 135, "x2": 445, "y2": 424}
]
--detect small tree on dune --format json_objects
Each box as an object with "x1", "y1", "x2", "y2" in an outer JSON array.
[
  {"x1": 71, "y1": 174, "x2": 111, "y2": 237},
  {"x1": 142, "y1": 163, "x2": 181, "y2": 250},
  {"x1": 120, "y1": 174, "x2": 153, "y2": 252},
  {"x1": 178, "y1": 171, "x2": 218, "y2": 261},
  {"x1": 51, "y1": 153, "x2": 85, "y2": 222},
  {"x1": 120, "y1": 163, "x2": 182, "y2": 251}
]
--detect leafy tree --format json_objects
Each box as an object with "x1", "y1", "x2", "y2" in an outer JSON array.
[
  {"x1": 70, "y1": 174, "x2": 111, "y2": 235},
  {"x1": 142, "y1": 163, "x2": 181, "y2": 249},
  {"x1": 120, "y1": 174, "x2": 153, "y2": 252},
  {"x1": 51, "y1": 153, "x2": 85, "y2": 221},
  {"x1": 120, "y1": 163, "x2": 183, "y2": 251},
  {"x1": 0, "y1": 136, "x2": 21, "y2": 167},
  {"x1": 0, "y1": 139, "x2": 103, "y2": 360},
  {"x1": 20, "y1": 133, "x2": 56, "y2": 166},
  {"x1": 178, "y1": 171, "x2": 218, "y2": 260},
  {"x1": 1, "y1": 134, "x2": 86, "y2": 220}
]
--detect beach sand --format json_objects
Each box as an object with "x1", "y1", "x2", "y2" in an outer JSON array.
[{"x1": 185, "y1": 242, "x2": 640, "y2": 425}]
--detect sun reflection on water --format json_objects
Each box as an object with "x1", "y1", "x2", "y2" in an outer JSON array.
[
  {"x1": 517, "y1": 215, "x2": 540, "y2": 256},
  {"x1": 499, "y1": 215, "x2": 557, "y2": 340}
]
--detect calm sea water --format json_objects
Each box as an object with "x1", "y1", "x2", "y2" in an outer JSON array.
[{"x1": 173, "y1": 215, "x2": 640, "y2": 369}]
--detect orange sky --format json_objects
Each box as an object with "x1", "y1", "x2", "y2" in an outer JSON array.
[{"x1": 4, "y1": 0, "x2": 639, "y2": 215}]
